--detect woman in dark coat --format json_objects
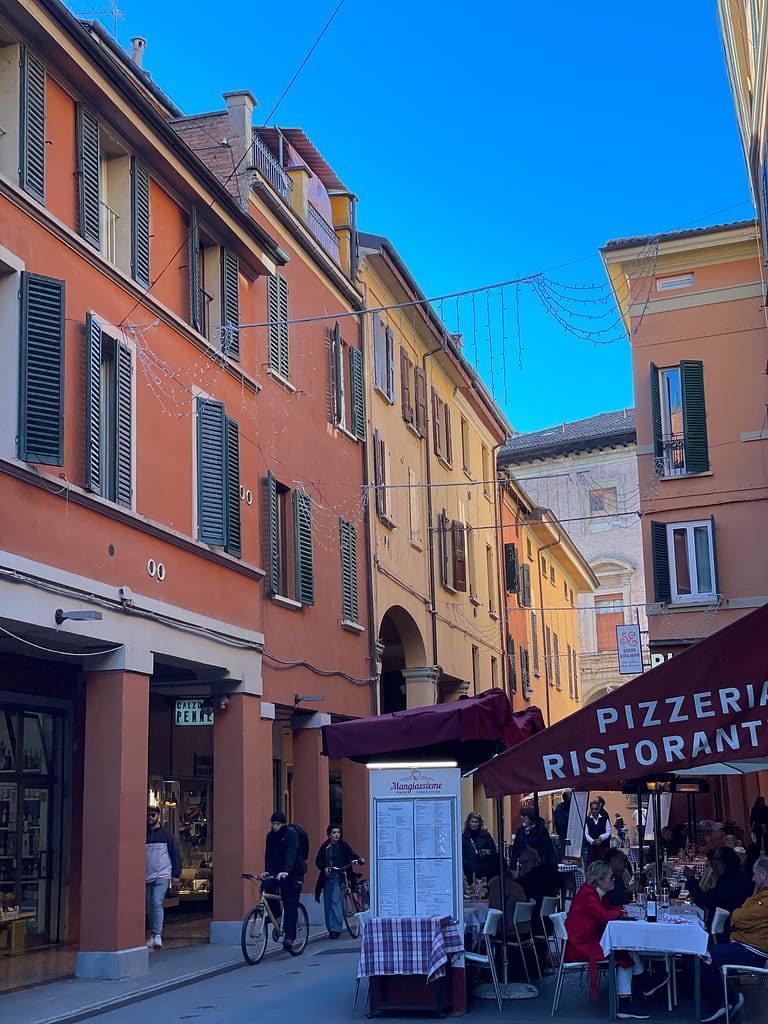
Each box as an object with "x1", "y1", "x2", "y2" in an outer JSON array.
[
  {"x1": 461, "y1": 811, "x2": 498, "y2": 882},
  {"x1": 683, "y1": 845, "x2": 754, "y2": 931},
  {"x1": 508, "y1": 807, "x2": 556, "y2": 871},
  {"x1": 750, "y1": 796, "x2": 768, "y2": 854}
]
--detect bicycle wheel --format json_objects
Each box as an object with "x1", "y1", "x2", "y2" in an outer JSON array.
[
  {"x1": 342, "y1": 888, "x2": 359, "y2": 937},
  {"x1": 292, "y1": 902, "x2": 310, "y2": 954},
  {"x1": 241, "y1": 905, "x2": 269, "y2": 964},
  {"x1": 359, "y1": 880, "x2": 371, "y2": 911}
]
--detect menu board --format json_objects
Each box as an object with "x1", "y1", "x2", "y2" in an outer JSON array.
[{"x1": 369, "y1": 768, "x2": 461, "y2": 921}]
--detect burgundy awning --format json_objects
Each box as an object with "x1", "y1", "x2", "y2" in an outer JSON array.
[
  {"x1": 478, "y1": 602, "x2": 768, "y2": 797},
  {"x1": 321, "y1": 688, "x2": 544, "y2": 769}
]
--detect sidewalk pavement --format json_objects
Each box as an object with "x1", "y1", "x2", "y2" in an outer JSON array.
[{"x1": 1, "y1": 924, "x2": 327, "y2": 1024}]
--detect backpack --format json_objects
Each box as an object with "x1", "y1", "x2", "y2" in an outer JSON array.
[{"x1": 288, "y1": 823, "x2": 309, "y2": 868}]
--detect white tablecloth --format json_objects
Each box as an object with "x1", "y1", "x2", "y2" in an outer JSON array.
[{"x1": 600, "y1": 917, "x2": 709, "y2": 958}]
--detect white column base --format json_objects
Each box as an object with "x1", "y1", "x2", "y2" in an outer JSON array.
[{"x1": 75, "y1": 945, "x2": 149, "y2": 979}]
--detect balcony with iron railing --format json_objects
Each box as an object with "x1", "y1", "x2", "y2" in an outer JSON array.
[
  {"x1": 655, "y1": 433, "x2": 686, "y2": 476},
  {"x1": 250, "y1": 131, "x2": 293, "y2": 201},
  {"x1": 307, "y1": 203, "x2": 341, "y2": 264}
]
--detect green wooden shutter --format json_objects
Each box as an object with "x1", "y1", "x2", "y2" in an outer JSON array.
[
  {"x1": 350, "y1": 345, "x2": 366, "y2": 440},
  {"x1": 507, "y1": 635, "x2": 517, "y2": 692},
  {"x1": 197, "y1": 398, "x2": 226, "y2": 545},
  {"x1": 452, "y1": 520, "x2": 467, "y2": 591},
  {"x1": 650, "y1": 520, "x2": 671, "y2": 603},
  {"x1": 266, "y1": 470, "x2": 280, "y2": 594},
  {"x1": 680, "y1": 359, "x2": 709, "y2": 473},
  {"x1": 340, "y1": 518, "x2": 358, "y2": 622},
  {"x1": 115, "y1": 342, "x2": 133, "y2": 508},
  {"x1": 221, "y1": 248, "x2": 240, "y2": 359},
  {"x1": 267, "y1": 273, "x2": 289, "y2": 377},
  {"x1": 294, "y1": 489, "x2": 314, "y2": 605},
  {"x1": 130, "y1": 158, "x2": 151, "y2": 289},
  {"x1": 19, "y1": 272, "x2": 65, "y2": 465},
  {"x1": 521, "y1": 562, "x2": 531, "y2": 607},
  {"x1": 189, "y1": 208, "x2": 202, "y2": 332},
  {"x1": 77, "y1": 105, "x2": 101, "y2": 248},
  {"x1": 333, "y1": 322, "x2": 343, "y2": 424},
  {"x1": 504, "y1": 542, "x2": 519, "y2": 593},
  {"x1": 225, "y1": 417, "x2": 241, "y2": 557},
  {"x1": 277, "y1": 273, "x2": 289, "y2": 378},
  {"x1": 649, "y1": 362, "x2": 663, "y2": 471},
  {"x1": 84, "y1": 312, "x2": 102, "y2": 493},
  {"x1": 20, "y1": 48, "x2": 46, "y2": 204},
  {"x1": 520, "y1": 646, "x2": 530, "y2": 697}
]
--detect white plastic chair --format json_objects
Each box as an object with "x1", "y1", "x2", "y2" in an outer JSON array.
[
  {"x1": 550, "y1": 911, "x2": 608, "y2": 1017},
  {"x1": 352, "y1": 910, "x2": 374, "y2": 1009},
  {"x1": 506, "y1": 898, "x2": 542, "y2": 983},
  {"x1": 465, "y1": 907, "x2": 504, "y2": 1012},
  {"x1": 533, "y1": 895, "x2": 561, "y2": 969},
  {"x1": 721, "y1": 958, "x2": 768, "y2": 1024}
]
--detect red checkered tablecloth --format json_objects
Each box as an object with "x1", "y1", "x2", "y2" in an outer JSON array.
[{"x1": 357, "y1": 916, "x2": 464, "y2": 982}]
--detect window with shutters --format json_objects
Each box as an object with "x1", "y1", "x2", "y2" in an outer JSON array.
[
  {"x1": 481, "y1": 445, "x2": 491, "y2": 498},
  {"x1": 471, "y1": 646, "x2": 480, "y2": 693},
  {"x1": 85, "y1": 314, "x2": 133, "y2": 507},
  {"x1": 567, "y1": 642, "x2": 574, "y2": 697},
  {"x1": 18, "y1": 271, "x2": 65, "y2": 466},
  {"x1": 504, "y1": 542, "x2": 519, "y2": 594},
  {"x1": 571, "y1": 646, "x2": 580, "y2": 700},
  {"x1": 372, "y1": 314, "x2": 394, "y2": 401},
  {"x1": 407, "y1": 467, "x2": 423, "y2": 548},
  {"x1": 507, "y1": 635, "x2": 517, "y2": 692},
  {"x1": 595, "y1": 592, "x2": 625, "y2": 651},
  {"x1": 545, "y1": 625, "x2": 552, "y2": 685},
  {"x1": 264, "y1": 472, "x2": 314, "y2": 603},
  {"x1": 20, "y1": 48, "x2": 46, "y2": 204},
  {"x1": 413, "y1": 366, "x2": 427, "y2": 437},
  {"x1": 373, "y1": 430, "x2": 394, "y2": 525},
  {"x1": 460, "y1": 417, "x2": 471, "y2": 474},
  {"x1": 430, "y1": 388, "x2": 453, "y2": 466},
  {"x1": 267, "y1": 273, "x2": 290, "y2": 379},
  {"x1": 520, "y1": 562, "x2": 532, "y2": 608},
  {"x1": 400, "y1": 346, "x2": 415, "y2": 426},
  {"x1": 520, "y1": 646, "x2": 531, "y2": 698},
  {"x1": 553, "y1": 632, "x2": 561, "y2": 689},
  {"x1": 651, "y1": 518, "x2": 718, "y2": 605},
  {"x1": 329, "y1": 323, "x2": 365, "y2": 440},
  {"x1": 196, "y1": 398, "x2": 241, "y2": 557},
  {"x1": 650, "y1": 361, "x2": 709, "y2": 476},
  {"x1": 486, "y1": 544, "x2": 496, "y2": 615},
  {"x1": 466, "y1": 524, "x2": 478, "y2": 601},
  {"x1": 339, "y1": 517, "x2": 359, "y2": 624},
  {"x1": 531, "y1": 611, "x2": 540, "y2": 676},
  {"x1": 437, "y1": 511, "x2": 467, "y2": 592}
]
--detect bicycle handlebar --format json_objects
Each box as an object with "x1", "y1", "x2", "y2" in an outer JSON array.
[{"x1": 330, "y1": 860, "x2": 363, "y2": 872}]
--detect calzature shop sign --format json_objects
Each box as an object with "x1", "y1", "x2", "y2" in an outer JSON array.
[{"x1": 175, "y1": 700, "x2": 213, "y2": 726}]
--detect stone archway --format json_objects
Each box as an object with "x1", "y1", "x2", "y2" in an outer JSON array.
[{"x1": 377, "y1": 606, "x2": 430, "y2": 713}]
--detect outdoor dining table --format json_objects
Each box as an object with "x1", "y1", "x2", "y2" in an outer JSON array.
[
  {"x1": 463, "y1": 899, "x2": 489, "y2": 949},
  {"x1": 600, "y1": 912, "x2": 709, "y2": 1023},
  {"x1": 357, "y1": 915, "x2": 466, "y2": 1016}
]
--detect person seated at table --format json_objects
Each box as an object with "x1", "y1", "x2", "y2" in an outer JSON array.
[
  {"x1": 660, "y1": 825, "x2": 686, "y2": 859},
  {"x1": 604, "y1": 850, "x2": 634, "y2": 907},
  {"x1": 722, "y1": 833, "x2": 747, "y2": 867},
  {"x1": 517, "y1": 848, "x2": 562, "y2": 908},
  {"x1": 683, "y1": 845, "x2": 754, "y2": 933},
  {"x1": 566, "y1": 860, "x2": 667, "y2": 1019},
  {"x1": 488, "y1": 869, "x2": 527, "y2": 926},
  {"x1": 508, "y1": 807, "x2": 557, "y2": 871},
  {"x1": 461, "y1": 811, "x2": 499, "y2": 882},
  {"x1": 698, "y1": 855, "x2": 768, "y2": 1022}
]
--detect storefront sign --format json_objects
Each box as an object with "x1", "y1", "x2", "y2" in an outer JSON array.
[
  {"x1": 175, "y1": 699, "x2": 213, "y2": 726},
  {"x1": 616, "y1": 623, "x2": 643, "y2": 674},
  {"x1": 194, "y1": 754, "x2": 213, "y2": 777}
]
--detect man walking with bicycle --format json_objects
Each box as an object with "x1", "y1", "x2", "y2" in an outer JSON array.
[
  {"x1": 261, "y1": 812, "x2": 307, "y2": 955},
  {"x1": 314, "y1": 823, "x2": 364, "y2": 938}
]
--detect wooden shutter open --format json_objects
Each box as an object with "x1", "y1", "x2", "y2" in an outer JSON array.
[
  {"x1": 115, "y1": 341, "x2": 133, "y2": 508},
  {"x1": 650, "y1": 520, "x2": 671, "y2": 603},
  {"x1": 452, "y1": 520, "x2": 467, "y2": 591},
  {"x1": 414, "y1": 366, "x2": 427, "y2": 436},
  {"x1": 189, "y1": 208, "x2": 202, "y2": 332},
  {"x1": 19, "y1": 272, "x2": 65, "y2": 466},
  {"x1": 84, "y1": 312, "x2": 102, "y2": 492},
  {"x1": 221, "y1": 248, "x2": 240, "y2": 359},
  {"x1": 504, "y1": 542, "x2": 519, "y2": 593},
  {"x1": 266, "y1": 470, "x2": 280, "y2": 595},
  {"x1": 131, "y1": 158, "x2": 151, "y2": 289},
  {"x1": 77, "y1": 105, "x2": 101, "y2": 248},
  {"x1": 225, "y1": 417, "x2": 241, "y2": 557},
  {"x1": 20, "y1": 48, "x2": 46, "y2": 204},
  {"x1": 349, "y1": 345, "x2": 366, "y2": 439},
  {"x1": 340, "y1": 518, "x2": 358, "y2": 622},
  {"x1": 294, "y1": 489, "x2": 315, "y2": 605},
  {"x1": 649, "y1": 362, "x2": 663, "y2": 471},
  {"x1": 680, "y1": 359, "x2": 709, "y2": 473},
  {"x1": 400, "y1": 347, "x2": 413, "y2": 424},
  {"x1": 197, "y1": 398, "x2": 226, "y2": 546}
]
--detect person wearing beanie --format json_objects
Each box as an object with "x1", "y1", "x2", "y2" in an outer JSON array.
[{"x1": 261, "y1": 811, "x2": 306, "y2": 954}]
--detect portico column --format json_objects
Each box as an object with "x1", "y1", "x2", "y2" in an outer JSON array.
[
  {"x1": 210, "y1": 694, "x2": 272, "y2": 944},
  {"x1": 76, "y1": 649, "x2": 153, "y2": 980},
  {"x1": 401, "y1": 665, "x2": 441, "y2": 708},
  {"x1": 292, "y1": 711, "x2": 331, "y2": 857}
]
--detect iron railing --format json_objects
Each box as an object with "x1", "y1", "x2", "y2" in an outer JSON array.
[
  {"x1": 656, "y1": 433, "x2": 686, "y2": 476},
  {"x1": 307, "y1": 203, "x2": 340, "y2": 264},
  {"x1": 250, "y1": 131, "x2": 293, "y2": 200},
  {"x1": 100, "y1": 201, "x2": 119, "y2": 263}
]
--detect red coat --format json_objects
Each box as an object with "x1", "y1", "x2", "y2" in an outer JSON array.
[{"x1": 565, "y1": 882, "x2": 630, "y2": 996}]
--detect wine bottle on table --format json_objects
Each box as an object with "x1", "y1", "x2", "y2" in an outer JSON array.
[{"x1": 646, "y1": 883, "x2": 658, "y2": 922}]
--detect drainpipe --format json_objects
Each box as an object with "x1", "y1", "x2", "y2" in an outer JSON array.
[
  {"x1": 491, "y1": 441, "x2": 507, "y2": 696},
  {"x1": 423, "y1": 343, "x2": 447, "y2": 685},
  {"x1": 359, "y1": 299, "x2": 379, "y2": 717}
]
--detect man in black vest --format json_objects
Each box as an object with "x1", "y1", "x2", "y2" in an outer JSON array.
[{"x1": 584, "y1": 798, "x2": 611, "y2": 867}]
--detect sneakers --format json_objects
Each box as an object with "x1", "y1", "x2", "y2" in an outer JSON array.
[
  {"x1": 328, "y1": 931, "x2": 340, "y2": 939},
  {"x1": 701, "y1": 1005, "x2": 727, "y2": 1023},
  {"x1": 617, "y1": 999, "x2": 651, "y2": 1020},
  {"x1": 146, "y1": 934, "x2": 162, "y2": 949},
  {"x1": 729, "y1": 993, "x2": 744, "y2": 1018},
  {"x1": 641, "y1": 970, "x2": 669, "y2": 997},
  {"x1": 282, "y1": 938, "x2": 298, "y2": 956}
]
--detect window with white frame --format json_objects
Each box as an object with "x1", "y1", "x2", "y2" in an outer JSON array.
[
  {"x1": 373, "y1": 313, "x2": 394, "y2": 400},
  {"x1": 651, "y1": 518, "x2": 718, "y2": 605},
  {"x1": 650, "y1": 361, "x2": 709, "y2": 476}
]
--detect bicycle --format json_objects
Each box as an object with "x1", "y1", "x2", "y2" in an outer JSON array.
[
  {"x1": 240, "y1": 873, "x2": 309, "y2": 963},
  {"x1": 333, "y1": 862, "x2": 370, "y2": 937}
]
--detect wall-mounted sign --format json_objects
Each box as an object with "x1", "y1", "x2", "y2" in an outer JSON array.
[
  {"x1": 616, "y1": 624, "x2": 643, "y2": 674},
  {"x1": 194, "y1": 754, "x2": 213, "y2": 777},
  {"x1": 175, "y1": 699, "x2": 213, "y2": 726}
]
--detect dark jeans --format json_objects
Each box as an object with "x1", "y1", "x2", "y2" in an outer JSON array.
[
  {"x1": 281, "y1": 878, "x2": 303, "y2": 942},
  {"x1": 701, "y1": 941, "x2": 766, "y2": 1006}
]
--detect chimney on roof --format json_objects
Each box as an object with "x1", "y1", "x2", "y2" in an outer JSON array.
[
  {"x1": 130, "y1": 37, "x2": 147, "y2": 68},
  {"x1": 223, "y1": 91, "x2": 258, "y2": 210}
]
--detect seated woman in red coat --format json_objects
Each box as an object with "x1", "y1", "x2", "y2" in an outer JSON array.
[{"x1": 565, "y1": 861, "x2": 667, "y2": 1019}]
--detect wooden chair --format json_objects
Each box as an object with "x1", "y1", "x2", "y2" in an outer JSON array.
[
  {"x1": 550, "y1": 911, "x2": 608, "y2": 1017},
  {"x1": 465, "y1": 907, "x2": 504, "y2": 1012}
]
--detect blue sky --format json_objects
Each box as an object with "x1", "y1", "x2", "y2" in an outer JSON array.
[{"x1": 69, "y1": 1, "x2": 753, "y2": 432}]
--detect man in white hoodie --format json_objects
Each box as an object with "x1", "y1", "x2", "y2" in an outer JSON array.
[{"x1": 146, "y1": 806, "x2": 181, "y2": 949}]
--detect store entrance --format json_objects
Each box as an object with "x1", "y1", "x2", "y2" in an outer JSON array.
[{"x1": 0, "y1": 706, "x2": 64, "y2": 948}]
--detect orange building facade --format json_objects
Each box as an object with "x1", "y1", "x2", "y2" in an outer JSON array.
[{"x1": 0, "y1": 2, "x2": 370, "y2": 976}]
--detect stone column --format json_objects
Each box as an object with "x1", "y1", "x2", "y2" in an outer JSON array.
[
  {"x1": 210, "y1": 694, "x2": 273, "y2": 944},
  {"x1": 401, "y1": 665, "x2": 441, "y2": 708},
  {"x1": 75, "y1": 648, "x2": 153, "y2": 980}
]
